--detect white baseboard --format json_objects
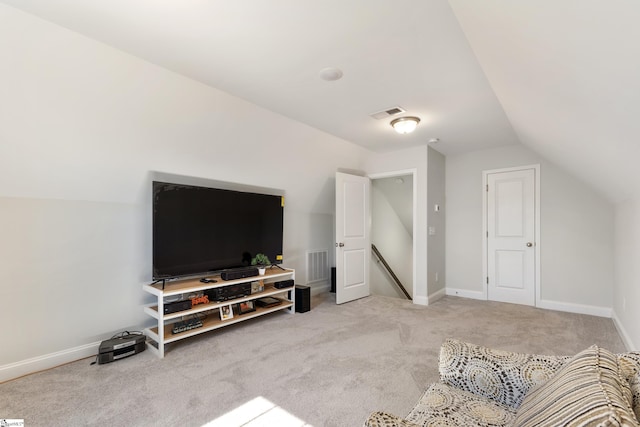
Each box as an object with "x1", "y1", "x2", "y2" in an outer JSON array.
[
  {"x1": 0, "y1": 342, "x2": 100, "y2": 384},
  {"x1": 413, "y1": 295, "x2": 428, "y2": 306},
  {"x1": 537, "y1": 299, "x2": 612, "y2": 318},
  {"x1": 443, "y1": 290, "x2": 612, "y2": 319},
  {"x1": 426, "y1": 288, "x2": 446, "y2": 305},
  {"x1": 309, "y1": 282, "x2": 330, "y2": 296},
  {"x1": 445, "y1": 287, "x2": 485, "y2": 300},
  {"x1": 612, "y1": 311, "x2": 638, "y2": 351}
]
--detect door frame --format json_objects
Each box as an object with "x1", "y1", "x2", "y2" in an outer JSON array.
[
  {"x1": 368, "y1": 168, "x2": 418, "y2": 303},
  {"x1": 482, "y1": 164, "x2": 541, "y2": 305}
]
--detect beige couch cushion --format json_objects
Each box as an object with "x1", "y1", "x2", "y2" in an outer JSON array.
[
  {"x1": 619, "y1": 353, "x2": 640, "y2": 421},
  {"x1": 405, "y1": 383, "x2": 516, "y2": 427},
  {"x1": 512, "y1": 345, "x2": 638, "y2": 427}
]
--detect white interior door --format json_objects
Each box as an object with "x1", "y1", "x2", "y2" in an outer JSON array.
[
  {"x1": 486, "y1": 167, "x2": 537, "y2": 306},
  {"x1": 335, "y1": 172, "x2": 371, "y2": 304}
]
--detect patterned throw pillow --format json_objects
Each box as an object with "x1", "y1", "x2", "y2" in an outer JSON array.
[
  {"x1": 364, "y1": 411, "x2": 421, "y2": 427},
  {"x1": 512, "y1": 345, "x2": 639, "y2": 427},
  {"x1": 438, "y1": 339, "x2": 570, "y2": 409}
]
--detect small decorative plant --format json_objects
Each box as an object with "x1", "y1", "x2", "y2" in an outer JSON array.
[{"x1": 251, "y1": 253, "x2": 271, "y2": 267}]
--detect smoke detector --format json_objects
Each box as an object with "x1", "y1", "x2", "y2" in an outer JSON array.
[{"x1": 319, "y1": 67, "x2": 343, "y2": 81}]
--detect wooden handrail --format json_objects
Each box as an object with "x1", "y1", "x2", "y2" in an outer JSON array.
[{"x1": 371, "y1": 244, "x2": 412, "y2": 300}]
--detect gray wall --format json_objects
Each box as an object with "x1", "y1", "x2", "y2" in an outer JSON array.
[
  {"x1": 4, "y1": 1, "x2": 636, "y2": 380},
  {"x1": 614, "y1": 197, "x2": 640, "y2": 350},
  {"x1": 427, "y1": 147, "x2": 446, "y2": 299},
  {"x1": 446, "y1": 145, "x2": 615, "y2": 315},
  {"x1": 0, "y1": 7, "x2": 368, "y2": 369}
]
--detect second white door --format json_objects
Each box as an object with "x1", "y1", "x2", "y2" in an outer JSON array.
[{"x1": 486, "y1": 167, "x2": 537, "y2": 306}]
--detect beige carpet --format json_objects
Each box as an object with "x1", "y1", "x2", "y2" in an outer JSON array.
[{"x1": 0, "y1": 294, "x2": 626, "y2": 427}]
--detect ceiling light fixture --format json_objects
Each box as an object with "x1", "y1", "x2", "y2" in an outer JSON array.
[{"x1": 390, "y1": 116, "x2": 420, "y2": 134}]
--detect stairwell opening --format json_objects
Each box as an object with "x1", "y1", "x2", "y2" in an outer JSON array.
[{"x1": 370, "y1": 173, "x2": 414, "y2": 300}]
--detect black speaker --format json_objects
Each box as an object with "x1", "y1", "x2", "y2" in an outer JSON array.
[
  {"x1": 220, "y1": 267, "x2": 258, "y2": 280},
  {"x1": 330, "y1": 267, "x2": 336, "y2": 293},
  {"x1": 295, "y1": 285, "x2": 310, "y2": 313}
]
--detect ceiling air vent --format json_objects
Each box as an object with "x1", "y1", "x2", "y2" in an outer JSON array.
[{"x1": 369, "y1": 106, "x2": 406, "y2": 120}]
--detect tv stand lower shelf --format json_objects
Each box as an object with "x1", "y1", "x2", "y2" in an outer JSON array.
[{"x1": 142, "y1": 268, "x2": 295, "y2": 358}]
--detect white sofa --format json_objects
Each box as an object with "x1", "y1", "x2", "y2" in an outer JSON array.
[{"x1": 365, "y1": 339, "x2": 640, "y2": 427}]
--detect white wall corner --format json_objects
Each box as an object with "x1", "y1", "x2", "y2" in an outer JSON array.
[
  {"x1": 413, "y1": 295, "x2": 428, "y2": 306},
  {"x1": 0, "y1": 342, "x2": 100, "y2": 384},
  {"x1": 426, "y1": 287, "x2": 446, "y2": 305},
  {"x1": 612, "y1": 310, "x2": 638, "y2": 352},
  {"x1": 537, "y1": 299, "x2": 612, "y2": 318}
]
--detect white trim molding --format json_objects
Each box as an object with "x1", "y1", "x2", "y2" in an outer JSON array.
[
  {"x1": 612, "y1": 311, "x2": 638, "y2": 351},
  {"x1": 445, "y1": 287, "x2": 486, "y2": 300},
  {"x1": 413, "y1": 295, "x2": 428, "y2": 306},
  {"x1": 426, "y1": 287, "x2": 446, "y2": 305},
  {"x1": 537, "y1": 299, "x2": 612, "y2": 318},
  {"x1": 444, "y1": 290, "x2": 614, "y2": 320},
  {"x1": 0, "y1": 342, "x2": 100, "y2": 384},
  {"x1": 310, "y1": 282, "x2": 331, "y2": 296}
]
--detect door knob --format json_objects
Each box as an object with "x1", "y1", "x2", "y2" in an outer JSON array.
[
  {"x1": 526, "y1": 242, "x2": 533, "y2": 247},
  {"x1": 336, "y1": 242, "x2": 345, "y2": 247}
]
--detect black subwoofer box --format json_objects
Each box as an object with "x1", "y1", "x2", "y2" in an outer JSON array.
[{"x1": 295, "y1": 285, "x2": 310, "y2": 313}]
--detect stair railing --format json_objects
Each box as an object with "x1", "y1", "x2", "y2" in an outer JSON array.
[{"x1": 371, "y1": 244, "x2": 412, "y2": 300}]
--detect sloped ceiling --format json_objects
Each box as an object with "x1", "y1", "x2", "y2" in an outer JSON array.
[
  {"x1": 448, "y1": 1, "x2": 640, "y2": 203},
  {"x1": 2, "y1": 1, "x2": 639, "y2": 202},
  {"x1": 0, "y1": 0, "x2": 518, "y2": 156}
]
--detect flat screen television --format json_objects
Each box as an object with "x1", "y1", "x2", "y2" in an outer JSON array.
[{"x1": 152, "y1": 181, "x2": 284, "y2": 280}]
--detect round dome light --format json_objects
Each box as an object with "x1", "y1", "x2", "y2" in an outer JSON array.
[{"x1": 390, "y1": 116, "x2": 420, "y2": 134}]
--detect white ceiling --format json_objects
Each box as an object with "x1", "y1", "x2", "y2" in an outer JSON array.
[{"x1": 3, "y1": 0, "x2": 640, "y2": 202}]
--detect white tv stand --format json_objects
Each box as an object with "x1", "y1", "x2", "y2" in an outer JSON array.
[{"x1": 142, "y1": 268, "x2": 295, "y2": 358}]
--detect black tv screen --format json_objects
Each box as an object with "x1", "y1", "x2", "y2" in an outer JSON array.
[{"x1": 152, "y1": 181, "x2": 284, "y2": 280}]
